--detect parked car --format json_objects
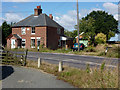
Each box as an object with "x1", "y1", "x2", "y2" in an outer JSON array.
[{"x1": 73, "y1": 43, "x2": 85, "y2": 51}]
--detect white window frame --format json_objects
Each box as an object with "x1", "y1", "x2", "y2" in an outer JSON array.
[
  {"x1": 21, "y1": 27, "x2": 26, "y2": 35},
  {"x1": 31, "y1": 39, "x2": 35, "y2": 48},
  {"x1": 31, "y1": 27, "x2": 35, "y2": 34},
  {"x1": 22, "y1": 39, "x2": 26, "y2": 48}
]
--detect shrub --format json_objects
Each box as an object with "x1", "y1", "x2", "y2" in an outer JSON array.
[
  {"x1": 95, "y1": 33, "x2": 106, "y2": 44},
  {"x1": 85, "y1": 46, "x2": 96, "y2": 52}
]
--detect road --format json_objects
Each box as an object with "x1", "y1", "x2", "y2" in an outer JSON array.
[
  {"x1": 13, "y1": 51, "x2": 118, "y2": 69},
  {"x1": 1, "y1": 65, "x2": 74, "y2": 88}
]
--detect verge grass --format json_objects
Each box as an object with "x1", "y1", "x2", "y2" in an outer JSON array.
[{"x1": 26, "y1": 60, "x2": 118, "y2": 88}]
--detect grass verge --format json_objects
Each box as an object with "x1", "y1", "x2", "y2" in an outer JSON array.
[{"x1": 26, "y1": 60, "x2": 118, "y2": 88}]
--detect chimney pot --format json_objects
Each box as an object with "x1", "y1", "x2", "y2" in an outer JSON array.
[
  {"x1": 49, "y1": 14, "x2": 53, "y2": 19},
  {"x1": 37, "y1": 6, "x2": 41, "y2": 9},
  {"x1": 34, "y1": 5, "x2": 42, "y2": 16}
]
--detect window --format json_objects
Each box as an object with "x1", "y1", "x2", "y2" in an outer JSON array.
[
  {"x1": 22, "y1": 39, "x2": 26, "y2": 48},
  {"x1": 57, "y1": 28, "x2": 61, "y2": 34},
  {"x1": 37, "y1": 39, "x2": 40, "y2": 47},
  {"x1": 31, "y1": 27, "x2": 35, "y2": 34},
  {"x1": 31, "y1": 39, "x2": 35, "y2": 48},
  {"x1": 21, "y1": 27, "x2": 26, "y2": 35},
  {"x1": 58, "y1": 40, "x2": 61, "y2": 47}
]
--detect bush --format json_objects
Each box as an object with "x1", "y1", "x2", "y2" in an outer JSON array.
[
  {"x1": 85, "y1": 46, "x2": 96, "y2": 52},
  {"x1": 95, "y1": 33, "x2": 106, "y2": 44}
]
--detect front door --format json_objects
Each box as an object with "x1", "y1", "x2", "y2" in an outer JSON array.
[{"x1": 11, "y1": 39, "x2": 15, "y2": 49}]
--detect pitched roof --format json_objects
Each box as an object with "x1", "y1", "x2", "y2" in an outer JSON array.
[
  {"x1": 6, "y1": 34, "x2": 21, "y2": 40},
  {"x1": 13, "y1": 34, "x2": 21, "y2": 39},
  {"x1": 12, "y1": 14, "x2": 63, "y2": 29}
]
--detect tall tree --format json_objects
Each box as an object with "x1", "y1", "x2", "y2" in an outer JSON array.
[
  {"x1": 84, "y1": 11, "x2": 118, "y2": 40},
  {"x1": 2, "y1": 21, "x2": 12, "y2": 46}
]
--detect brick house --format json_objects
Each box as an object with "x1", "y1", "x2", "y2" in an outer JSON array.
[{"x1": 7, "y1": 6, "x2": 73, "y2": 50}]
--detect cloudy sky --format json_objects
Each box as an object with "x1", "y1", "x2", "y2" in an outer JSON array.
[{"x1": 0, "y1": 1, "x2": 119, "y2": 31}]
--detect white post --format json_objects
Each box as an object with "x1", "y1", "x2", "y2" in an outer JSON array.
[
  {"x1": 38, "y1": 57, "x2": 41, "y2": 68},
  {"x1": 59, "y1": 61, "x2": 63, "y2": 72}
]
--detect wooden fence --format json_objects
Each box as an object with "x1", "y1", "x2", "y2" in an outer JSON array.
[{"x1": 0, "y1": 49, "x2": 28, "y2": 66}]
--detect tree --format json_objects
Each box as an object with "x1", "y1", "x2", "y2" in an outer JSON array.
[
  {"x1": 2, "y1": 21, "x2": 12, "y2": 46},
  {"x1": 95, "y1": 33, "x2": 106, "y2": 44},
  {"x1": 84, "y1": 11, "x2": 118, "y2": 40}
]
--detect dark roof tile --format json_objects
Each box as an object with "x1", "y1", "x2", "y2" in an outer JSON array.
[{"x1": 12, "y1": 14, "x2": 63, "y2": 29}]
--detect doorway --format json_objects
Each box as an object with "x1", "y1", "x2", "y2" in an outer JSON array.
[{"x1": 11, "y1": 39, "x2": 15, "y2": 49}]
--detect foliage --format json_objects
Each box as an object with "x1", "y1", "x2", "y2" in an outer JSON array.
[
  {"x1": 2, "y1": 21, "x2": 12, "y2": 46},
  {"x1": 84, "y1": 11, "x2": 118, "y2": 40},
  {"x1": 64, "y1": 30, "x2": 77, "y2": 43},
  {"x1": 95, "y1": 33, "x2": 106, "y2": 44},
  {"x1": 85, "y1": 46, "x2": 96, "y2": 52}
]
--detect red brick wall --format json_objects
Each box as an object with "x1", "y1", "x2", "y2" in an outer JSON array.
[
  {"x1": 7, "y1": 36, "x2": 18, "y2": 49},
  {"x1": 12, "y1": 27, "x2": 47, "y2": 49},
  {"x1": 11, "y1": 26, "x2": 64, "y2": 49},
  {"x1": 47, "y1": 27, "x2": 60, "y2": 50}
]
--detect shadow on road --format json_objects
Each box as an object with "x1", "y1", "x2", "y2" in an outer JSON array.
[{"x1": 0, "y1": 66, "x2": 14, "y2": 80}]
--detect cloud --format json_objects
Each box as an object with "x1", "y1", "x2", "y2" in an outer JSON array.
[
  {"x1": 114, "y1": 14, "x2": 118, "y2": 20},
  {"x1": 2, "y1": 13, "x2": 24, "y2": 24},
  {"x1": 54, "y1": 8, "x2": 103, "y2": 31},
  {"x1": 54, "y1": 10, "x2": 77, "y2": 31},
  {"x1": 103, "y1": 2, "x2": 118, "y2": 15}
]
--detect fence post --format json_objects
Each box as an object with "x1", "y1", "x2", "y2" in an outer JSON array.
[
  {"x1": 59, "y1": 61, "x2": 63, "y2": 72},
  {"x1": 24, "y1": 49, "x2": 28, "y2": 66},
  {"x1": 38, "y1": 57, "x2": 41, "y2": 68}
]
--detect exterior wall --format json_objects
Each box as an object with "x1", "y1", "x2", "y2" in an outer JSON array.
[
  {"x1": 12, "y1": 26, "x2": 64, "y2": 49},
  {"x1": 47, "y1": 27, "x2": 59, "y2": 50},
  {"x1": 12, "y1": 26, "x2": 47, "y2": 49},
  {"x1": 7, "y1": 36, "x2": 18, "y2": 49},
  {"x1": 7, "y1": 38, "x2": 11, "y2": 49}
]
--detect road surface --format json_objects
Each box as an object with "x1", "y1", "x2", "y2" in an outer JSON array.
[
  {"x1": 13, "y1": 51, "x2": 118, "y2": 69},
  {"x1": 1, "y1": 65, "x2": 74, "y2": 88}
]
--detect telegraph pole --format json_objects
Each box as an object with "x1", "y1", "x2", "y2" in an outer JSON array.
[{"x1": 77, "y1": 0, "x2": 80, "y2": 51}]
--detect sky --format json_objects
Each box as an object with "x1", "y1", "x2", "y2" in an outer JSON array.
[{"x1": 0, "y1": 1, "x2": 119, "y2": 31}]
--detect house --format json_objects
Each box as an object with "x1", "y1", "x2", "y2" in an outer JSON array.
[
  {"x1": 75, "y1": 32, "x2": 89, "y2": 47},
  {"x1": 107, "y1": 33, "x2": 120, "y2": 44},
  {"x1": 7, "y1": 5, "x2": 73, "y2": 50}
]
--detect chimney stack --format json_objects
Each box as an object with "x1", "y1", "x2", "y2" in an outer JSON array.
[
  {"x1": 34, "y1": 5, "x2": 42, "y2": 16},
  {"x1": 49, "y1": 14, "x2": 53, "y2": 19}
]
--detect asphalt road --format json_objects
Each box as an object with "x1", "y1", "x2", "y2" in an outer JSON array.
[
  {"x1": 13, "y1": 51, "x2": 118, "y2": 69},
  {"x1": 1, "y1": 65, "x2": 74, "y2": 88}
]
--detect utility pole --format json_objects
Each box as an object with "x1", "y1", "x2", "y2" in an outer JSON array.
[{"x1": 77, "y1": 0, "x2": 80, "y2": 51}]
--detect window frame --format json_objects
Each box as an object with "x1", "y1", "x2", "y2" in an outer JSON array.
[
  {"x1": 22, "y1": 39, "x2": 26, "y2": 48},
  {"x1": 31, "y1": 39, "x2": 35, "y2": 48},
  {"x1": 21, "y1": 27, "x2": 26, "y2": 35},
  {"x1": 31, "y1": 27, "x2": 35, "y2": 34},
  {"x1": 57, "y1": 28, "x2": 61, "y2": 35}
]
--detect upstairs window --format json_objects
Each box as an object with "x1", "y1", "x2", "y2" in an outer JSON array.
[
  {"x1": 57, "y1": 28, "x2": 61, "y2": 34},
  {"x1": 21, "y1": 27, "x2": 26, "y2": 35},
  {"x1": 31, "y1": 27, "x2": 35, "y2": 34}
]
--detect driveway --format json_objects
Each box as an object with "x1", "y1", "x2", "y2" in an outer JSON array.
[{"x1": 1, "y1": 65, "x2": 74, "y2": 88}]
